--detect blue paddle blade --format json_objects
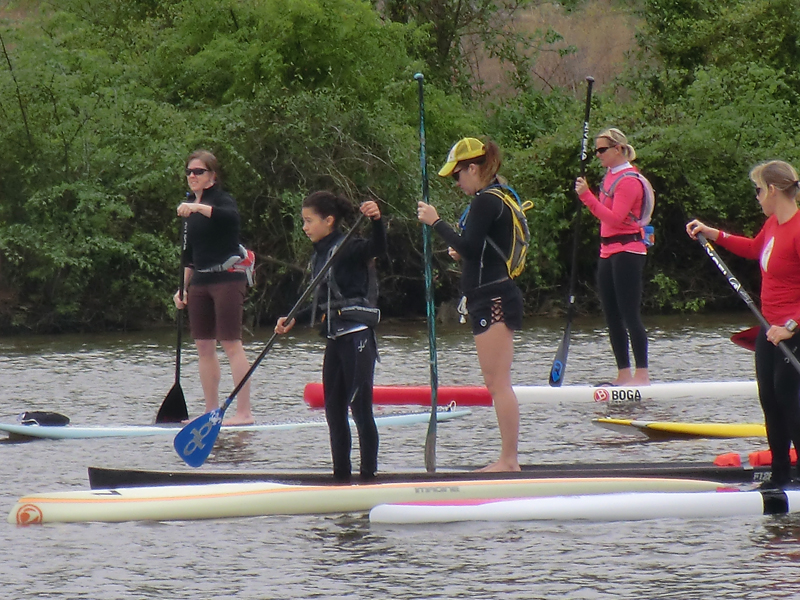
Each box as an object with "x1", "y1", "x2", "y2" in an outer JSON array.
[
  {"x1": 549, "y1": 323, "x2": 571, "y2": 387},
  {"x1": 174, "y1": 408, "x2": 223, "y2": 467}
]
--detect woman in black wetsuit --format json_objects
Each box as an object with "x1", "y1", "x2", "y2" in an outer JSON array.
[
  {"x1": 417, "y1": 137, "x2": 522, "y2": 472},
  {"x1": 275, "y1": 192, "x2": 386, "y2": 481},
  {"x1": 173, "y1": 150, "x2": 253, "y2": 425}
]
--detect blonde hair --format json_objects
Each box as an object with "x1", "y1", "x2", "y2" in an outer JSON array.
[
  {"x1": 750, "y1": 160, "x2": 800, "y2": 200},
  {"x1": 596, "y1": 128, "x2": 636, "y2": 161}
]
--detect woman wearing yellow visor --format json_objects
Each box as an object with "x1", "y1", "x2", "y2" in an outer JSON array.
[{"x1": 417, "y1": 137, "x2": 522, "y2": 472}]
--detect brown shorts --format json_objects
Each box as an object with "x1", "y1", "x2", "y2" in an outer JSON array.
[{"x1": 187, "y1": 280, "x2": 246, "y2": 341}]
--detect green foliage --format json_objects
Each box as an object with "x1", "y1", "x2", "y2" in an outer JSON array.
[
  {"x1": 2, "y1": 0, "x2": 800, "y2": 331},
  {"x1": 635, "y1": 0, "x2": 800, "y2": 92},
  {"x1": 0, "y1": 0, "x2": 472, "y2": 331},
  {"x1": 373, "y1": 1, "x2": 575, "y2": 98}
]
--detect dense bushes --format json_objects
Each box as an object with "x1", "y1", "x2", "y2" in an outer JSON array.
[{"x1": 0, "y1": 0, "x2": 798, "y2": 332}]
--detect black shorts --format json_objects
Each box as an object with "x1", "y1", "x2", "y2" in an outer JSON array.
[
  {"x1": 466, "y1": 281, "x2": 523, "y2": 336},
  {"x1": 188, "y1": 279, "x2": 247, "y2": 340}
]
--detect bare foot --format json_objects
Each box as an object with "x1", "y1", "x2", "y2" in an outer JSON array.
[
  {"x1": 630, "y1": 368, "x2": 650, "y2": 386},
  {"x1": 222, "y1": 414, "x2": 255, "y2": 426},
  {"x1": 476, "y1": 459, "x2": 521, "y2": 473}
]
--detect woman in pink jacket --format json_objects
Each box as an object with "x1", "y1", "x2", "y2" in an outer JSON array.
[{"x1": 575, "y1": 128, "x2": 650, "y2": 386}]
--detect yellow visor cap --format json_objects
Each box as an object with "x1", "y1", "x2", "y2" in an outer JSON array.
[{"x1": 438, "y1": 138, "x2": 486, "y2": 177}]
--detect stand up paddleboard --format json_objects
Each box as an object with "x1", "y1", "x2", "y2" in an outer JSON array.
[
  {"x1": 593, "y1": 418, "x2": 766, "y2": 440},
  {"x1": 10, "y1": 477, "x2": 724, "y2": 525},
  {"x1": 304, "y1": 381, "x2": 757, "y2": 407},
  {"x1": 0, "y1": 408, "x2": 470, "y2": 441},
  {"x1": 369, "y1": 488, "x2": 800, "y2": 524},
  {"x1": 87, "y1": 461, "x2": 772, "y2": 489}
]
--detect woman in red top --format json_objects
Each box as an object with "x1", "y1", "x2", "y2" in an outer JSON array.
[
  {"x1": 575, "y1": 128, "x2": 650, "y2": 386},
  {"x1": 687, "y1": 160, "x2": 800, "y2": 488}
]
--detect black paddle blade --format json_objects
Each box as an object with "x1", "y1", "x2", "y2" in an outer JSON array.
[
  {"x1": 155, "y1": 384, "x2": 188, "y2": 423},
  {"x1": 424, "y1": 420, "x2": 437, "y2": 473},
  {"x1": 549, "y1": 324, "x2": 571, "y2": 387}
]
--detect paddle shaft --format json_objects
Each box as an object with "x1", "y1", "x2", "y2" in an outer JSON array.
[
  {"x1": 218, "y1": 213, "x2": 367, "y2": 416},
  {"x1": 549, "y1": 75, "x2": 594, "y2": 387},
  {"x1": 415, "y1": 73, "x2": 439, "y2": 473},
  {"x1": 155, "y1": 218, "x2": 189, "y2": 423},
  {"x1": 697, "y1": 233, "x2": 800, "y2": 374},
  {"x1": 175, "y1": 219, "x2": 187, "y2": 382}
]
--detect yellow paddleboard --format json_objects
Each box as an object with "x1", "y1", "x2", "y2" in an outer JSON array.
[{"x1": 593, "y1": 418, "x2": 766, "y2": 440}]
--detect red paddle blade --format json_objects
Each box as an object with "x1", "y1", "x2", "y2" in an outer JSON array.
[{"x1": 730, "y1": 327, "x2": 758, "y2": 352}]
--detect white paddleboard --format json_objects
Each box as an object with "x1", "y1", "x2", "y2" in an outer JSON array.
[
  {"x1": 304, "y1": 380, "x2": 758, "y2": 407},
  {"x1": 0, "y1": 408, "x2": 470, "y2": 440},
  {"x1": 9, "y1": 477, "x2": 724, "y2": 525},
  {"x1": 369, "y1": 488, "x2": 800, "y2": 524}
]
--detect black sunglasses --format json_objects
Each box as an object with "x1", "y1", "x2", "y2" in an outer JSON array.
[
  {"x1": 185, "y1": 167, "x2": 209, "y2": 177},
  {"x1": 452, "y1": 170, "x2": 462, "y2": 182},
  {"x1": 755, "y1": 187, "x2": 763, "y2": 196},
  {"x1": 595, "y1": 146, "x2": 614, "y2": 155}
]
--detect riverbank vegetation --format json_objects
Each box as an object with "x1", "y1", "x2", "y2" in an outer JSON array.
[{"x1": 0, "y1": 0, "x2": 798, "y2": 333}]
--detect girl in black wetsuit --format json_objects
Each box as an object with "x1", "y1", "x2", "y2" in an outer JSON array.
[
  {"x1": 417, "y1": 137, "x2": 522, "y2": 472},
  {"x1": 275, "y1": 192, "x2": 386, "y2": 481}
]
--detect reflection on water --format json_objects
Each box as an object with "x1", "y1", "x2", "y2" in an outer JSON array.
[{"x1": 3, "y1": 314, "x2": 800, "y2": 599}]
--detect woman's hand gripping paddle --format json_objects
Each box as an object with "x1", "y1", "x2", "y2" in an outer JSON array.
[
  {"x1": 174, "y1": 214, "x2": 366, "y2": 467},
  {"x1": 696, "y1": 233, "x2": 800, "y2": 374},
  {"x1": 156, "y1": 219, "x2": 189, "y2": 423},
  {"x1": 549, "y1": 76, "x2": 594, "y2": 386},
  {"x1": 414, "y1": 73, "x2": 440, "y2": 473}
]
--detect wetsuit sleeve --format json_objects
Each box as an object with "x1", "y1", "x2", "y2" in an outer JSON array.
[
  {"x1": 431, "y1": 193, "x2": 503, "y2": 260},
  {"x1": 579, "y1": 177, "x2": 642, "y2": 227},
  {"x1": 345, "y1": 217, "x2": 387, "y2": 261},
  {"x1": 369, "y1": 216, "x2": 387, "y2": 257},
  {"x1": 209, "y1": 193, "x2": 240, "y2": 226},
  {"x1": 715, "y1": 227, "x2": 766, "y2": 260}
]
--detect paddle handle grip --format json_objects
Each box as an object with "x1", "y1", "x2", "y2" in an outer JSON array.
[{"x1": 697, "y1": 233, "x2": 800, "y2": 375}]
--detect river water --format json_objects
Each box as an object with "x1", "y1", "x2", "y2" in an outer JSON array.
[{"x1": 1, "y1": 315, "x2": 799, "y2": 599}]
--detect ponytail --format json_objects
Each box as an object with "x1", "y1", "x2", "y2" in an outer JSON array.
[
  {"x1": 302, "y1": 191, "x2": 355, "y2": 227},
  {"x1": 750, "y1": 161, "x2": 800, "y2": 200}
]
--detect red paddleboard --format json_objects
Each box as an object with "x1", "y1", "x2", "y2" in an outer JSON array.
[{"x1": 303, "y1": 382, "x2": 492, "y2": 407}]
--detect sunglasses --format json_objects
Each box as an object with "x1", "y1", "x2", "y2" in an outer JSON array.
[
  {"x1": 595, "y1": 146, "x2": 614, "y2": 155},
  {"x1": 452, "y1": 170, "x2": 462, "y2": 182},
  {"x1": 755, "y1": 187, "x2": 763, "y2": 196},
  {"x1": 185, "y1": 167, "x2": 210, "y2": 177}
]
